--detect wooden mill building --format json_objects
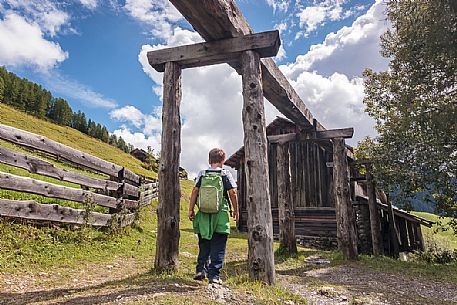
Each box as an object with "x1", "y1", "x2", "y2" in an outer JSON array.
[{"x1": 225, "y1": 117, "x2": 433, "y2": 255}]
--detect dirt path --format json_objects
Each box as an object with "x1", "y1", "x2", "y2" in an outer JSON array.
[
  {"x1": 0, "y1": 256, "x2": 251, "y2": 305},
  {"x1": 1, "y1": 256, "x2": 456, "y2": 305},
  {"x1": 277, "y1": 257, "x2": 457, "y2": 305}
]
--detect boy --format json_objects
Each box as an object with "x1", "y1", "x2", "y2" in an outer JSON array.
[{"x1": 189, "y1": 148, "x2": 239, "y2": 284}]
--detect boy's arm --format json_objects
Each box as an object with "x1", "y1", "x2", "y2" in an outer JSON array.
[
  {"x1": 189, "y1": 186, "x2": 199, "y2": 220},
  {"x1": 228, "y1": 188, "x2": 239, "y2": 221}
]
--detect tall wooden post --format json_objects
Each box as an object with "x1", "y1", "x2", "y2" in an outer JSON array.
[
  {"x1": 277, "y1": 143, "x2": 297, "y2": 253},
  {"x1": 241, "y1": 50, "x2": 275, "y2": 284},
  {"x1": 155, "y1": 61, "x2": 182, "y2": 271},
  {"x1": 386, "y1": 194, "x2": 400, "y2": 257},
  {"x1": 332, "y1": 137, "x2": 358, "y2": 259},
  {"x1": 365, "y1": 163, "x2": 383, "y2": 255}
]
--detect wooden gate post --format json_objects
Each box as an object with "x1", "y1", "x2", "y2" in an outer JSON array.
[
  {"x1": 241, "y1": 50, "x2": 275, "y2": 284},
  {"x1": 277, "y1": 143, "x2": 297, "y2": 253},
  {"x1": 366, "y1": 163, "x2": 383, "y2": 255},
  {"x1": 332, "y1": 137, "x2": 358, "y2": 259},
  {"x1": 155, "y1": 61, "x2": 182, "y2": 271}
]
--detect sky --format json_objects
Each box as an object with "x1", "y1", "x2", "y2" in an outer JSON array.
[{"x1": 0, "y1": 0, "x2": 390, "y2": 178}]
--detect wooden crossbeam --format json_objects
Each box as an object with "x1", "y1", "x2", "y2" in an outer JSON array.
[
  {"x1": 267, "y1": 128, "x2": 354, "y2": 144},
  {"x1": 147, "y1": 30, "x2": 280, "y2": 72},
  {"x1": 169, "y1": 0, "x2": 325, "y2": 129}
]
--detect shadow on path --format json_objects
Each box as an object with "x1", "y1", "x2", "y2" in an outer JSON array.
[{"x1": 0, "y1": 271, "x2": 199, "y2": 305}]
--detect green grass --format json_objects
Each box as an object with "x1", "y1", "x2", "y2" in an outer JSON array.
[
  {"x1": 413, "y1": 211, "x2": 457, "y2": 249},
  {"x1": 0, "y1": 179, "x2": 308, "y2": 304}
]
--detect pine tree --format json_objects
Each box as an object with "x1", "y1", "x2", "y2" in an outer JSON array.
[{"x1": 0, "y1": 76, "x2": 4, "y2": 102}]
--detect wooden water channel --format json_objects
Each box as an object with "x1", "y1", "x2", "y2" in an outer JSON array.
[{"x1": 0, "y1": 124, "x2": 157, "y2": 227}]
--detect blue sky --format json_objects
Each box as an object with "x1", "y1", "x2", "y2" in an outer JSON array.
[{"x1": 0, "y1": 0, "x2": 389, "y2": 177}]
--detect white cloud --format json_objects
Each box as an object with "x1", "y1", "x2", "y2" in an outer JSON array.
[
  {"x1": 124, "y1": 0, "x2": 183, "y2": 40},
  {"x1": 289, "y1": 72, "x2": 376, "y2": 144},
  {"x1": 0, "y1": 0, "x2": 70, "y2": 37},
  {"x1": 283, "y1": 0, "x2": 389, "y2": 79},
  {"x1": 112, "y1": 125, "x2": 161, "y2": 153},
  {"x1": 275, "y1": 44, "x2": 287, "y2": 61},
  {"x1": 0, "y1": 13, "x2": 68, "y2": 70},
  {"x1": 266, "y1": 0, "x2": 290, "y2": 12},
  {"x1": 110, "y1": 105, "x2": 145, "y2": 128},
  {"x1": 109, "y1": 105, "x2": 162, "y2": 136},
  {"x1": 138, "y1": 27, "x2": 203, "y2": 98},
  {"x1": 296, "y1": 0, "x2": 354, "y2": 35},
  {"x1": 79, "y1": 0, "x2": 98, "y2": 10},
  {"x1": 42, "y1": 72, "x2": 117, "y2": 109},
  {"x1": 279, "y1": 0, "x2": 388, "y2": 145}
]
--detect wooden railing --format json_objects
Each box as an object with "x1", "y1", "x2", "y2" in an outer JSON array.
[{"x1": 0, "y1": 123, "x2": 158, "y2": 228}]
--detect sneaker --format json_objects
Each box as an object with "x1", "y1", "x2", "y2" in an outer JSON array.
[
  {"x1": 193, "y1": 272, "x2": 205, "y2": 281},
  {"x1": 208, "y1": 278, "x2": 222, "y2": 285}
]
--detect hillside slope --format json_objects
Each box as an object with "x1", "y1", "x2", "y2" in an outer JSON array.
[{"x1": 0, "y1": 103, "x2": 156, "y2": 178}]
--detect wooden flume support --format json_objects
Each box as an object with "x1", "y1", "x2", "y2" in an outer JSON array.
[
  {"x1": 332, "y1": 138, "x2": 358, "y2": 259},
  {"x1": 276, "y1": 142, "x2": 297, "y2": 253},
  {"x1": 241, "y1": 50, "x2": 275, "y2": 284},
  {"x1": 155, "y1": 61, "x2": 182, "y2": 271},
  {"x1": 148, "y1": 31, "x2": 279, "y2": 281}
]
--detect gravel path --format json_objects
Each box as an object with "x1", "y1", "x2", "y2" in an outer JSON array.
[{"x1": 278, "y1": 259, "x2": 457, "y2": 305}]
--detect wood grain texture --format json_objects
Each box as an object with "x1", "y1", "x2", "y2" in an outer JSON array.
[
  {"x1": 0, "y1": 200, "x2": 136, "y2": 227},
  {"x1": 169, "y1": 0, "x2": 324, "y2": 129},
  {"x1": 332, "y1": 138, "x2": 358, "y2": 259},
  {"x1": 155, "y1": 61, "x2": 182, "y2": 271},
  {"x1": 241, "y1": 50, "x2": 275, "y2": 284},
  {"x1": 276, "y1": 143, "x2": 297, "y2": 253},
  {"x1": 0, "y1": 146, "x2": 121, "y2": 192},
  {"x1": 148, "y1": 30, "x2": 280, "y2": 72},
  {"x1": 0, "y1": 123, "x2": 139, "y2": 184},
  {"x1": 365, "y1": 163, "x2": 383, "y2": 255},
  {"x1": 0, "y1": 171, "x2": 119, "y2": 208},
  {"x1": 386, "y1": 194, "x2": 400, "y2": 257}
]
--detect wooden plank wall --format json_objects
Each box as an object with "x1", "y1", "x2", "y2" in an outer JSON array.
[{"x1": 238, "y1": 140, "x2": 336, "y2": 239}]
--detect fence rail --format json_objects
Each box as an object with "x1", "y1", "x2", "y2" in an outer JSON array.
[{"x1": 0, "y1": 124, "x2": 158, "y2": 228}]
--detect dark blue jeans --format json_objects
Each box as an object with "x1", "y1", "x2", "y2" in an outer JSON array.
[{"x1": 196, "y1": 233, "x2": 228, "y2": 280}]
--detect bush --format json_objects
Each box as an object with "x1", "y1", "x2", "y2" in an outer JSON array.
[{"x1": 411, "y1": 231, "x2": 457, "y2": 264}]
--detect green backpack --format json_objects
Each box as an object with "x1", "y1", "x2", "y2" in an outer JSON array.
[{"x1": 198, "y1": 170, "x2": 224, "y2": 214}]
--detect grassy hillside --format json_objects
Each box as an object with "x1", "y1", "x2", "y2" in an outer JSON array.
[
  {"x1": 413, "y1": 212, "x2": 457, "y2": 249},
  {"x1": 0, "y1": 103, "x2": 156, "y2": 178}
]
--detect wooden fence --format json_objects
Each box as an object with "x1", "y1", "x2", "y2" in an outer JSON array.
[{"x1": 0, "y1": 123, "x2": 158, "y2": 228}]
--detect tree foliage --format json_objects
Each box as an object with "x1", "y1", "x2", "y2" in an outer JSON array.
[{"x1": 361, "y1": 0, "x2": 457, "y2": 228}]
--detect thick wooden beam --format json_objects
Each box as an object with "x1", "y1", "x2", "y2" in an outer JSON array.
[
  {"x1": 332, "y1": 137, "x2": 358, "y2": 259},
  {"x1": 155, "y1": 61, "x2": 182, "y2": 271},
  {"x1": 268, "y1": 128, "x2": 354, "y2": 144},
  {"x1": 0, "y1": 171, "x2": 119, "y2": 209},
  {"x1": 0, "y1": 200, "x2": 135, "y2": 227},
  {"x1": 168, "y1": 0, "x2": 324, "y2": 129},
  {"x1": 241, "y1": 50, "x2": 275, "y2": 284},
  {"x1": 276, "y1": 143, "x2": 297, "y2": 253},
  {"x1": 267, "y1": 133, "x2": 296, "y2": 144},
  {"x1": 0, "y1": 123, "x2": 139, "y2": 184},
  {"x1": 148, "y1": 30, "x2": 280, "y2": 72},
  {"x1": 365, "y1": 163, "x2": 383, "y2": 255}
]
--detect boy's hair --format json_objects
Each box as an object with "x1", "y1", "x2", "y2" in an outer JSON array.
[{"x1": 209, "y1": 148, "x2": 226, "y2": 164}]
